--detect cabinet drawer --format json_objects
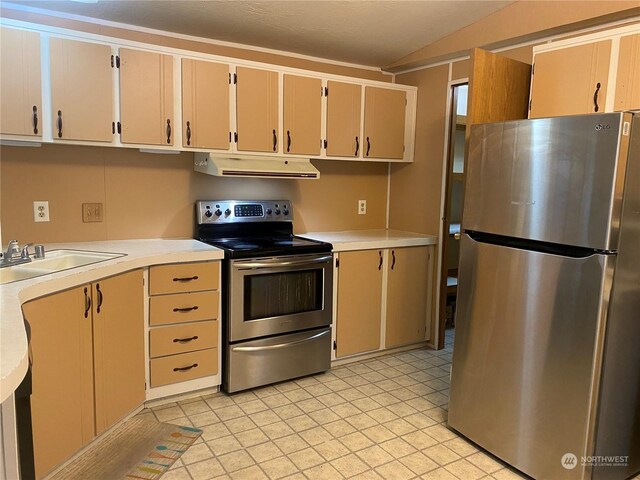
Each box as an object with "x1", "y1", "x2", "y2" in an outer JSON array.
[
  {"x1": 149, "y1": 291, "x2": 218, "y2": 326},
  {"x1": 150, "y1": 321, "x2": 218, "y2": 358},
  {"x1": 149, "y1": 261, "x2": 219, "y2": 295},
  {"x1": 150, "y1": 349, "x2": 217, "y2": 387}
]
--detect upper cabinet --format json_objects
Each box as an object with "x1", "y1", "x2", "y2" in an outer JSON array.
[
  {"x1": 364, "y1": 86, "x2": 406, "y2": 160},
  {"x1": 529, "y1": 25, "x2": 640, "y2": 119},
  {"x1": 181, "y1": 58, "x2": 230, "y2": 150},
  {"x1": 235, "y1": 66, "x2": 279, "y2": 153},
  {"x1": 0, "y1": 26, "x2": 41, "y2": 138},
  {"x1": 119, "y1": 48, "x2": 174, "y2": 146},
  {"x1": 326, "y1": 80, "x2": 361, "y2": 158},
  {"x1": 283, "y1": 74, "x2": 322, "y2": 155},
  {"x1": 50, "y1": 38, "x2": 114, "y2": 142}
]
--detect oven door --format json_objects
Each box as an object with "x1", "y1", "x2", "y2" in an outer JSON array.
[{"x1": 229, "y1": 253, "x2": 333, "y2": 342}]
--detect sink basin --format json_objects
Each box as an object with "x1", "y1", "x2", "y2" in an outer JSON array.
[{"x1": 0, "y1": 249, "x2": 124, "y2": 285}]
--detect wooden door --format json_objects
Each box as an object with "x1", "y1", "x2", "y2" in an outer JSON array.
[
  {"x1": 0, "y1": 27, "x2": 41, "y2": 137},
  {"x1": 22, "y1": 286, "x2": 95, "y2": 478},
  {"x1": 326, "y1": 81, "x2": 361, "y2": 157},
  {"x1": 386, "y1": 247, "x2": 429, "y2": 348},
  {"x1": 50, "y1": 37, "x2": 113, "y2": 142},
  {"x1": 615, "y1": 34, "x2": 640, "y2": 112},
  {"x1": 182, "y1": 58, "x2": 230, "y2": 149},
  {"x1": 283, "y1": 74, "x2": 322, "y2": 155},
  {"x1": 363, "y1": 87, "x2": 405, "y2": 159},
  {"x1": 336, "y1": 250, "x2": 383, "y2": 357},
  {"x1": 93, "y1": 270, "x2": 145, "y2": 435},
  {"x1": 236, "y1": 66, "x2": 279, "y2": 152},
  {"x1": 119, "y1": 48, "x2": 174, "y2": 145},
  {"x1": 529, "y1": 40, "x2": 611, "y2": 118},
  {"x1": 438, "y1": 48, "x2": 531, "y2": 349}
]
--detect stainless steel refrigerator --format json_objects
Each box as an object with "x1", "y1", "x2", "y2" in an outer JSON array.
[{"x1": 448, "y1": 112, "x2": 640, "y2": 480}]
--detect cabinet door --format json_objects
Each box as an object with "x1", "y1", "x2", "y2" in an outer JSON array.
[
  {"x1": 236, "y1": 66, "x2": 278, "y2": 153},
  {"x1": 283, "y1": 74, "x2": 321, "y2": 155},
  {"x1": 386, "y1": 247, "x2": 429, "y2": 348},
  {"x1": 336, "y1": 250, "x2": 383, "y2": 357},
  {"x1": 530, "y1": 40, "x2": 611, "y2": 118},
  {"x1": 182, "y1": 58, "x2": 230, "y2": 149},
  {"x1": 326, "y1": 81, "x2": 361, "y2": 157},
  {"x1": 93, "y1": 270, "x2": 145, "y2": 435},
  {"x1": 615, "y1": 34, "x2": 640, "y2": 112},
  {"x1": 119, "y1": 48, "x2": 174, "y2": 145},
  {"x1": 50, "y1": 37, "x2": 113, "y2": 142},
  {"x1": 22, "y1": 286, "x2": 95, "y2": 479},
  {"x1": 0, "y1": 27, "x2": 41, "y2": 137},
  {"x1": 363, "y1": 87, "x2": 406, "y2": 159}
]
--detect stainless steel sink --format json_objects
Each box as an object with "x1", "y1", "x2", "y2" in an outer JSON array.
[{"x1": 0, "y1": 250, "x2": 124, "y2": 285}]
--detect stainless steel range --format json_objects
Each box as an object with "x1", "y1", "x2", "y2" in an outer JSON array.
[{"x1": 195, "y1": 200, "x2": 333, "y2": 393}]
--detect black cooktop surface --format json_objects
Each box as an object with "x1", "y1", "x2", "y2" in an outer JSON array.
[{"x1": 199, "y1": 235, "x2": 332, "y2": 259}]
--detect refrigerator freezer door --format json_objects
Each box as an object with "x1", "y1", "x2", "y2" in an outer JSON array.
[
  {"x1": 449, "y1": 234, "x2": 613, "y2": 480},
  {"x1": 464, "y1": 112, "x2": 631, "y2": 251}
]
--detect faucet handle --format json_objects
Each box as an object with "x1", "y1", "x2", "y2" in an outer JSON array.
[{"x1": 21, "y1": 243, "x2": 34, "y2": 259}]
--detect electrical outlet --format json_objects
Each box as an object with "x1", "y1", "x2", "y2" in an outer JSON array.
[
  {"x1": 358, "y1": 199, "x2": 367, "y2": 215},
  {"x1": 33, "y1": 201, "x2": 50, "y2": 222},
  {"x1": 82, "y1": 203, "x2": 104, "y2": 223}
]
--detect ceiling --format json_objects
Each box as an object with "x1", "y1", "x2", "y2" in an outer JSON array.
[{"x1": 7, "y1": 1, "x2": 516, "y2": 67}]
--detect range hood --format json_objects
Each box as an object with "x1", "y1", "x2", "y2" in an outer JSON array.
[{"x1": 194, "y1": 153, "x2": 320, "y2": 179}]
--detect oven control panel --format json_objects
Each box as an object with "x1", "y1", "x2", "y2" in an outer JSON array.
[{"x1": 197, "y1": 200, "x2": 293, "y2": 223}]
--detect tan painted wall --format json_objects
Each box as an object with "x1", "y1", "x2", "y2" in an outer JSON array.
[
  {"x1": 386, "y1": 1, "x2": 640, "y2": 71},
  {"x1": 0, "y1": 145, "x2": 388, "y2": 244},
  {"x1": 0, "y1": 8, "x2": 391, "y2": 82}
]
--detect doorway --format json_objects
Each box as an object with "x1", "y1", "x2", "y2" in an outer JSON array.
[{"x1": 439, "y1": 83, "x2": 467, "y2": 345}]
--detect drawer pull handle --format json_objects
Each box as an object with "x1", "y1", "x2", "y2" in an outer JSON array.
[
  {"x1": 173, "y1": 363, "x2": 198, "y2": 372},
  {"x1": 172, "y1": 276, "x2": 199, "y2": 282},
  {"x1": 173, "y1": 335, "x2": 199, "y2": 343},
  {"x1": 173, "y1": 306, "x2": 199, "y2": 313}
]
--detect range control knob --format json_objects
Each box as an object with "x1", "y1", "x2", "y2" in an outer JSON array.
[
  {"x1": 266, "y1": 208, "x2": 273, "y2": 215},
  {"x1": 283, "y1": 208, "x2": 290, "y2": 216},
  {"x1": 225, "y1": 208, "x2": 231, "y2": 216},
  {"x1": 204, "y1": 210, "x2": 213, "y2": 218},
  {"x1": 275, "y1": 208, "x2": 281, "y2": 215},
  {"x1": 215, "y1": 209, "x2": 222, "y2": 217}
]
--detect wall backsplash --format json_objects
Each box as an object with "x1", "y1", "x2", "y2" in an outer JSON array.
[{"x1": 0, "y1": 144, "x2": 388, "y2": 245}]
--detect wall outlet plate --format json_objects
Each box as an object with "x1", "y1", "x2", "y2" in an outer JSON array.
[
  {"x1": 358, "y1": 199, "x2": 367, "y2": 215},
  {"x1": 33, "y1": 201, "x2": 50, "y2": 222}
]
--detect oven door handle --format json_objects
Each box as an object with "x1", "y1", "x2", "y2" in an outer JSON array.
[
  {"x1": 231, "y1": 329, "x2": 330, "y2": 352},
  {"x1": 234, "y1": 255, "x2": 333, "y2": 270}
]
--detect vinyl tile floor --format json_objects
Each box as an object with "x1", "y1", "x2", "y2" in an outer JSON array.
[{"x1": 137, "y1": 330, "x2": 528, "y2": 480}]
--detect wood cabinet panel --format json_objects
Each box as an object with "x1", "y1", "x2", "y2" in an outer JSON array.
[
  {"x1": 0, "y1": 27, "x2": 41, "y2": 137},
  {"x1": 364, "y1": 87, "x2": 406, "y2": 159},
  {"x1": 22, "y1": 285, "x2": 95, "y2": 479},
  {"x1": 92, "y1": 270, "x2": 144, "y2": 435},
  {"x1": 326, "y1": 81, "x2": 361, "y2": 157},
  {"x1": 50, "y1": 38, "x2": 113, "y2": 142},
  {"x1": 119, "y1": 48, "x2": 174, "y2": 145},
  {"x1": 530, "y1": 40, "x2": 611, "y2": 118},
  {"x1": 150, "y1": 321, "x2": 218, "y2": 358},
  {"x1": 615, "y1": 34, "x2": 640, "y2": 112},
  {"x1": 150, "y1": 348, "x2": 218, "y2": 387},
  {"x1": 336, "y1": 250, "x2": 383, "y2": 357},
  {"x1": 283, "y1": 74, "x2": 322, "y2": 155},
  {"x1": 236, "y1": 66, "x2": 279, "y2": 152},
  {"x1": 149, "y1": 261, "x2": 219, "y2": 295},
  {"x1": 181, "y1": 58, "x2": 230, "y2": 149},
  {"x1": 149, "y1": 290, "x2": 219, "y2": 326},
  {"x1": 385, "y1": 247, "x2": 429, "y2": 348}
]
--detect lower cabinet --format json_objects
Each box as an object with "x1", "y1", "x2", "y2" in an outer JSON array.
[
  {"x1": 22, "y1": 269, "x2": 144, "y2": 479},
  {"x1": 335, "y1": 246, "x2": 431, "y2": 359}
]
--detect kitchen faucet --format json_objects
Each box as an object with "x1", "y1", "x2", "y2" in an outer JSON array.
[{"x1": 0, "y1": 240, "x2": 35, "y2": 267}]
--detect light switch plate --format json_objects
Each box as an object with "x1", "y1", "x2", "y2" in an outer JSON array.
[
  {"x1": 82, "y1": 203, "x2": 104, "y2": 223},
  {"x1": 33, "y1": 201, "x2": 50, "y2": 222},
  {"x1": 358, "y1": 199, "x2": 367, "y2": 215}
]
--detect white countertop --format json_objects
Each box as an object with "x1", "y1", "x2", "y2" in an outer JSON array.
[
  {"x1": 0, "y1": 239, "x2": 223, "y2": 403},
  {"x1": 300, "y1": 229, "x2": 438, "y2": 252}
]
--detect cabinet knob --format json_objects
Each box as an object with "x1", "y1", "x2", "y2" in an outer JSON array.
[
  {"x1": 366, "y1": 136, "x2": 371, "y2": 157},
  {"x1": 273, "y1": 129, "x2": 277, "y2": 152},
  {"x1": 166, "y1": 119, "x2": 172, "y2": 144},
  {"x1": 355, "y1": 136, "x2": 359, "y2": 156},
  {"x1": 32, "y1": 106, "x2": 38, "y2": 135},
  {"x1": 593, "y1": 82, "x2": 601, "y2": 112},
  {"x1": 378, "y1": 250, "x2": 383, "y2": 270},
  {"x1": 57, "y1": 110, "x2": 63, "y2": 138},
  {"x1": 186, "y1": 121, "x2": 191, "y2": 146}
]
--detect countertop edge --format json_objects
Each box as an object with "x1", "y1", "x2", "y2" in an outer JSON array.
[{"x1": 300, "y1": 229, "x2": 438, "y2": 252}]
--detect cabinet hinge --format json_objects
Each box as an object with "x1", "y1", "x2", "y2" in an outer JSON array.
[
  {"x1": 234, "y1": 132, "x2": 238, "y2": 143},
  {"x1": 324, "y1": 86, "x2": 328, "y2": 96},
  {"x1": 112, "y1": 122, "x2": 115, "y2": 134},
  {"x1": 333, "y1": 340, "x2": 337, "y2": 350}
]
